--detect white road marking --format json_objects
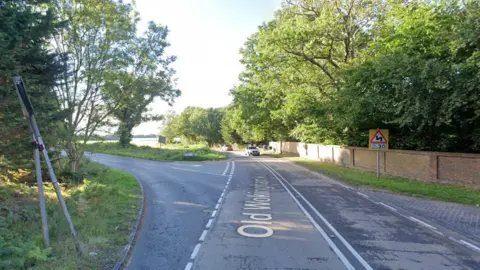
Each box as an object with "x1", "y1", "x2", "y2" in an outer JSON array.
[
  {"x1": 206, "y1": 219, "x2": 213, "y2": 228},
  {"x1": 356, "y1": 192, "x2": 369, "y2": 199},
  {"x1": 459, "y1": 240, "x2": 480, "y2": 252},
  {"x1": 377, "y1": 202, "x2": 397, "y2": 212},
  {"x1": 211, "y1": 210, "x2": 217, "y2": 218},
  {"x1": 190, "y1": 243, "x2": 201, "y2": 259},
  {"x1": 336, "y1": 182, "x2": 351, "y2": 189},
  {"x1": 264, "y1": 163, "x2": 373, "y2": 270},
  {"x1": 409, "y1": 216, "x2": 437, "y2": 230},
  {"x1": 222, "y1": 161, "x2": 230, "y2": 176},
  {"x1": 262, "y1": 164, "x2": 356, "y2": 270},
  {"x1": 432, "y1": 230, "x2": 444, "y2": 236},
  {"x1": 221, "y1": 192, "x2": 225, "y2": 197},
  {"x1": 215, "y1": 203, "x2": 220, "y2": 209},
  {"x1": 217, "y1": 198, "x2": 222, "y2": 204},
  {"x1": 230, "y1": 161, "x2": 235, "y2": 175},
  {"x1": 184, "y1": 262, "x2": 193, "y2": 270},
  {"x1": 199, "y1": 230, "x2": 208, "y2": 241}
]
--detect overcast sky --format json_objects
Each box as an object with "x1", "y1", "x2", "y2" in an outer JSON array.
[{"x1": 132, "y1": 0, "x2": 281, "y2": 135}]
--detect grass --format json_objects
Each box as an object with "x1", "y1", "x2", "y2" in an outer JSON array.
[
  {"x1": 269, "y1": 155, "x2": 480, "y2": 206},
  {"x1": 0, "y1": 159, "x2": 142, "y2": 269},
  {"x1": 84, "y1": 142, "x2": 227, "y2": 161}
]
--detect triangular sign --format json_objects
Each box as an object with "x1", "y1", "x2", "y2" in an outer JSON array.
[{"x1": 370, "y1": 130, "x2": 387, "y2": 143}]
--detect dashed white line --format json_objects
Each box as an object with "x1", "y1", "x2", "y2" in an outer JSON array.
[
  {"x1": 199, "y1": 230, "x2": 208, "y2": 241},
  {"x1": 230, "y1": 161, "x2": 235, "y2": 175},
  {"x1": 222, "y1": 161, "x2": 230, "y2": 176},
  {"x1": 431, "y1": 230, "x2": 444, "y2": 236},
  {"x1": 356, "y1": 192, "x2": 369, "y2": 199},
  {"x1": 184, "y1": 262, "x2": 193, "y2": 270},
  {"x1": 377, "y1": 202, "x2": 398, "y2": 212},
  {"x1": 215, "y1": 203, "x2": 220, "y2": 209},
  {"x1": 190, "y1": 243, "x2": 201, "y2": 259},
  {"x1": 409, "y1": 216, "x2": 437, "y2": 230},
  {"x1": 206, "y1": 219, "x2": 213, "y2": 228},
  {"x1": 211, "y1": 210, "x2": 217, "y2": 218},
  {"x1": 217, "y1": 198, "x2": 222, "y2": 204},
  {"x1": 459, "y1": 240, "x2": 480, "y2": 252},
  {"x1": 221, "y1": 192, "x2": 225, "y2": 197}
]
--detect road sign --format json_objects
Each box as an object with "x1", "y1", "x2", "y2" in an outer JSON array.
[{"x1": 369, "y1": 129, "x2": 389, "y2": 150}]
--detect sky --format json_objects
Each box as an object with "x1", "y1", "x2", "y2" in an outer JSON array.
[{"x1": 132, "y1": 0, "x2": 281, "y2": 135}]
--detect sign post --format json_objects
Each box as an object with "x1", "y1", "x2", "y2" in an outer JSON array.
[
  {"x1": 369, "y1": 129, "x2": 389, "y2": 177},
  {"x1": 13, "y1": 76, "x2": 81, "y2": 254}
]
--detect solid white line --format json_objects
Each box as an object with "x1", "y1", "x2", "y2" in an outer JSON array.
[
  {"x1": 199, "y1": 230, "x2": 208, "y2": 241},
  {"x1": 459, "y1": 240, "x2": 480, "y2": 252},
  {"x1": 184, "y1": 262, "x2": 193, "y2": 270},
  {"x1": 262, "y1": 164, "x2": 355, "y2": 270},
  {"x1": 356, "y1": 192, "x2": 369, "y2": 199},
  {"x1": 336, "y1": 182, "x2": 351, "y2": 189},
  {"x1": 377, "y1": 202, "x2": 397, "y2": 212},
  {"x1": 263, "y1": 163, "x2": 373, "y2": 270},
  {"x1": 211, "y1": 210, "x2": 217, "y2": 218},
  {"x1": 215, "y1": 203, "x2": 220, "y2": 209},
  {"x1": 217, "y1": 198, "x2": 222, "y2": 204},
  {"x1": 206, "y1": 219, "x2": 213, "y2": 228},
  {"x1": 409, "y1": 216, "x2": 437, "y2": 230},
  {"x1": 222, "y1": 161, "x2": 230, "y2": 176},
  {"x1": 190, "y1": 243, "x2": 201, "y2": 259}
]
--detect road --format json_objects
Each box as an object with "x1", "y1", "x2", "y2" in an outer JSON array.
[{"x1": 89, "y1": 152, "x2": 480, "y2": 270}]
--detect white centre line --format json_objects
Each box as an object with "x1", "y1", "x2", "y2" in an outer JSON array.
[
  {"x1": 459, "y1": 240, "x2": 480, "y2": 252},
  {"x1": 215, "y1": 203, "x2": 220, "y2": 209},
  {"x1": 217, "y1": 198, "x2": 222, "y2": 204},
  {"x1": 211, "y1": 210, "x2": 217, "y2": 218},
  {"x1": 199, "y1": 230, "x2": 208, "y2": 241},
  {"x1": 262, "y1": 164, "x2": 356, "y2": 270},
  {"x1": 190, "y1": 243, "x2": 201, "y2": 259},
  {"x1": 263, "y1": 162, "x2": 373, "y2": 270},
  {"x1": 409, "y1": 216, "x2": 437, "y2": 230},
  {"x1": 222, "y1": 161, "x2": 230, "y2": 176},
  {"x1": 206, "y1": 219, "x2": 213, "y2": 228},
  {"x1": 230, "y1": 161, "x2": 235, "y2": 175}
]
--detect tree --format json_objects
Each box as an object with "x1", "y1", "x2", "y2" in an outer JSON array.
[
  {"x1": 0, "y1": 0, "x2": 63, "y2": 169},
  {"x1": 50, "y1": 0, "x2": 137, "y2": 172},
  {"x1": 112, "y1": 22, "x2": 180, "y2": 147}
]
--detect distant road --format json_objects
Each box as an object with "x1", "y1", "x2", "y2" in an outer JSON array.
[{"x1": 90, "y1": 152, "x2": 480, "y2": 270}]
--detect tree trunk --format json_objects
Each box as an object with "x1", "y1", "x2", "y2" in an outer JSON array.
[
  {"x1": 66, "y1": 141, "x2": 82, "y2": 173},
  {"x1": 118, "y1": 122, "x2": 133, "y2": 147}
]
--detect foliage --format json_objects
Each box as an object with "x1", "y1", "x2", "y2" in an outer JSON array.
[
  {"x1": 0, "y1": 0, "x2": 64, "y2": 170},
  {"x1": 160, "y1": 107, "x2": 225, "y2": 146},
  {"x1": 84, "y1": 142, "x2": 227, "y2": 161},
  {"x1": 111, "y1": 22, "x2": 180, "y2": 147},
  {"x1": 229, "y1": 0, "x2": 480, "y2": 153},
  {"x1": 0, "y1": 160, "x2": 141, "y2": 269}
]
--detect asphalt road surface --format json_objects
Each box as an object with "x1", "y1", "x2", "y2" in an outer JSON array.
[{"x1": 89, "y1": 152, "x2": 480, "y2": 270}]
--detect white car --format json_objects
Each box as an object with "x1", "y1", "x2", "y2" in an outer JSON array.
[{"x1": 245, "y1": 146, "x2": 260, "y2": 156}]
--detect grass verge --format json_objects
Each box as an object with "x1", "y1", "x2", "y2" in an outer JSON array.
[
  {"x1": 272, "y1": 155, "x2": 480, "y2": 206},
  {"x1": 84, "y1": 142, "x2": 227, "y2": 161},
  {"x1": 0, "y1": 159, "x2": 142, "y2": 269}
]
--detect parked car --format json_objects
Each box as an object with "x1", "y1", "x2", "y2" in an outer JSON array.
[
  {"x1": 245, "y1": 146, "x2": 260, "y2": 156},
  {"x1": 222, "y1": 144, "x2": 233, "y2": 151}
]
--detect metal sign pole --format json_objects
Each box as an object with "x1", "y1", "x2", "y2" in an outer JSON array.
[
  {"x1": 376, "y1": 150, "x2": 380, "y2": 177},
  {"x1": 13, "y1": 76, "x2": 82, "y2": 254},
  {"x1": 33, "y1": 133, "x2": 50, "y2": 248}
]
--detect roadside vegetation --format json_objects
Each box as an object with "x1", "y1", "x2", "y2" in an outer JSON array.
[
  {"x1": 270, "y1": 155, "x2": 480, "y2": 206},
  {"x1": 0, "y1": 160, "x2": 141, "y2": 269},
  {"x1": 84, "y1": 143, "x2": 227, "y2": 161}
]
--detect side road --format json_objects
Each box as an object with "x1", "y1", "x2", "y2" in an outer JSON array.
[{"x1": 265, "y1": 156, "x2": 480, "y2": 250}]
